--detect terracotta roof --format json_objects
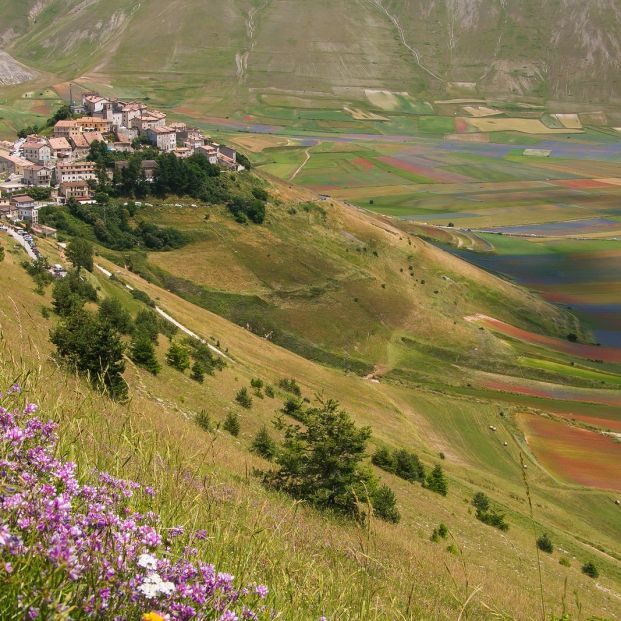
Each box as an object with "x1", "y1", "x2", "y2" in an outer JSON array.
[
  {"x1": 49, "y1": 137, "x2": 71, "y2": 150},
  {"x1": 11, "y1": 195, "x2": 34, "y2": 204},
  {"x1": 60, "y1": 181, "x2": 89, "y2": 188},
  {"x1": 70, "y1": 134, "x2": 90, "y2": 149},
  {"x1": 0, "y1": 150, "x2": 31, "y2": 167},
  {"x1": 55, "y1": 120, "x2": 78, "y2": 128},
  {"x1": 23, "y1": 141, "x2": 49, "y2": 151},
  {"x1": 84, "y1": 132, "x2": 105, "y2": 145},
  {"x1": 148, "y1": 126, "x2": 176, "y2": 134}
]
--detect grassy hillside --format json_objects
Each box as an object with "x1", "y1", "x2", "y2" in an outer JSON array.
[
  {"x1": 2, "y1": 0, "x2": 621, "y2": 113},
  {"x1": 46, "y1": 176, "x2": 582, "y2": 382},
  {"x1": 1, "y1": 172, "x2": 621, "y2": 618}
]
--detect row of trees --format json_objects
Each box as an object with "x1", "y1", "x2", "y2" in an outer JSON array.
[
  {"x1": 86, "y1": 141, "x2": 268, "y2": 224},
  {"x1": 40, "y1": 199, "x2": 189, "y2": 252}
]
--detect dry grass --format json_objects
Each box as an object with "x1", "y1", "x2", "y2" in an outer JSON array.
[{"x1": 1, "y1": 228, "x2": 620, "y2": 619}]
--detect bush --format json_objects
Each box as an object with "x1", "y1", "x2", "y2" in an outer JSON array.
[
  {"x1": 184, "y1": 338, "x2": 226, "y2": 375},
  {"x1": 425, "y1": 464, "x2": 448, "y2": 496},
  {"x1": 52, "y1": 271, "x2": 98, "y2": 316},
  {"x1": 581, "y1": 561, "x2": 599, "y2": 579},
  {"x1": 394, "y1": 449, "x2": 425, "y2": 482},
  {"x1": 166, "y1": 342, "x2": 190, "y2": 372},
  {"x1": 472, "y1": 491, "x2": 490, "y2": 514},
  {"x1": 223, "y1": 411, "x2": 240, "y2": 437},
  {"x1": 477, "y1": 510, "x2": 509, "y2": 531},
  {"x1": 190, "y1": 361, "x2": 205, "y2": 383},
  {"x1": 559, "y1": 556, "x2": 571, "y2": 567},
  {"x1": 235, "y1": 387, "x2": 253, "y2": 409},
  {"x1": 472, "y1": 492, "x2": 508, "y2": 531},
  {"x1": 536, "y1": 533, "x2": 553, "y2": 554},
  {"x1": 372, "y1": 447, "x2": 396, "y2": 472},
  {"x1": 251, "y1": 426, "x2": 278, "y2": 460},
  {"x1": 195, "y1": 410, "x2": 213, "y2": 432},
  {"x1": 264, "y1": 385, "x2": 275, "y2": 398},
  {"x1": 250, "y1": 377, "x2": 264, "y2": 396},
  {"x1": 371, "y1": 485, "x2": 401, "y2": 524},
  {"x1": 131, "y1": 288, "x2": 156, "y2": 308},
  {"x1": 278, "y1": 378, "x2": 301, "y2": 397},
  {"x1": 431, "y1": 523, "x2": 448, "y2": 543},
  {"x1": 281, "y1": 397, "x2": 304, "y2": 421}
]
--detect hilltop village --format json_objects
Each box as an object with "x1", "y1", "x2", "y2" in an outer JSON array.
[{"x1": 0, "y1": 91, "x2": 244, "y2": 228}]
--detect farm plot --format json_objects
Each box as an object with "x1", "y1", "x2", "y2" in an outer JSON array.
[
  {"x1": 519, "y1": 414, "x2": 621, "y2": 491},
  {"x1": 463, "y1": 117, "x2": 583, "y2": 134}
]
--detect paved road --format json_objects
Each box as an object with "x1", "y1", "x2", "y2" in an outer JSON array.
[{"x1": 3, "y1": 227, "x2": 37, "y2": 260}]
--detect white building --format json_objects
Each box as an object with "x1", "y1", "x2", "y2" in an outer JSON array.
[{"x1": 146, "y1": 126, "x2": 177, "y2": 152}]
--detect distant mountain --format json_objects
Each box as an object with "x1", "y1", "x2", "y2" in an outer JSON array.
[{"x1": 2, "y1": 0, "x2": 621, "y2": 104}]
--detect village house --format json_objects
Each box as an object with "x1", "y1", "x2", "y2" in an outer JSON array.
[
  {"x1": 146, "y1": 126, "x2": 177, "y2": 152},
  {"x1": 141, "y1": 160, "x2": 157, "y2": 181},
  {"x1": 22, "y1": 140, "x2": 52, "y2": 165},
  {"x1": 173, "y1": 147, "x2": 192, "y2": 159},
  {"x1": 110, "y1": 140, "x2": 133, "y2": 153},
  {"x1": 32, "y1": 224, "x2": 57, "y2": 238},
  {"x1": 0, "y1": 203, "x2": 18, "y2": 220},
  {"x1": 0, "y1": 151, "x2": 32, "y2": 176},
  {"x1": 115, "y1": 159, "x2": 158, "y2": 182},
  {"x1": 196, "y1": 144, "x2": 218, "y2": 165},
  {"x1": 132, "y1": 110, "x2": 167, "y2": 133},
  {"x1": 82, "y1": 93, "x2": 110, "y2": 116},
  {"x1": 60, "y1": 180, "x2": 91, "y2": 201},
  {"x1": 75, "y1": 117, "x2": 112, "y2": 133},
  {"x1": 56, "y1": 161, "x2": 97, "y2": 184},
  {"x1": 23, "y1": 165, "x2": 52, "y2": 187},
  {"x1": 121, "y1": 102, "x2": 147, "y2": 128},
  {"x1": 48, "y1": 137, "x2": 73, "y2": 160},
  {"x1": 53, "y1": 120, "x2": 79, "y2": 138},
  {"x1": 10, "y1": 195, "x2": 39, "y2": 224},
  {"x1": 69, "y1": 132, "x2": 91, "y2": 157}
]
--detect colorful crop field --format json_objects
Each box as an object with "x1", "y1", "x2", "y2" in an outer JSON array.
[
  {"x1": 469, "y1": 315, "x2": 621, "y2": 364},
  {"x1": 520, "y1": 414, "x2": 621, "y2": 491},
  {"x1": 477, "y1": 374, "x2": 621, "y2": 407}
]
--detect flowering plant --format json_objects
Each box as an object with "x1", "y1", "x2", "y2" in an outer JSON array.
[{"x1": 0, "y1": 385, "x2": 271, "y2": 620}]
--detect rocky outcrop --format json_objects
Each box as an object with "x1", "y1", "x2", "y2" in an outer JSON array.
[{"x1": 0, "y1": 50, "x2": 36, "y2": 86}]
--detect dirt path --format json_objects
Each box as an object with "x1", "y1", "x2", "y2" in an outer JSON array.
[
  {"x1": 94, "y1": 264, "x2": 232, "y2": 362},
  {"x1": 289, "y1": 148, "x2": 311, "y2": 181}
]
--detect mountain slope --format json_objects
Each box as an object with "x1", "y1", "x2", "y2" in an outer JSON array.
[
  {"x1": 2, "y1": 0, "x2": 621, "y2": 104},
  {"x1": 1, "y1": 194, "x2": 621, "y2": 619}
]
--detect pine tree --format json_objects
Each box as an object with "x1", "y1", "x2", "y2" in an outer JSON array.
[
  {"x1": 166, "y1": 342, "x2": 190, "y2": 372},
  {"x1": 190, "y1": 361, "x2": 205, "y2": 383},
  {"x1": 251, "y1": 425, "x2": 277, "y2": 460},
  {"x1": 66, "y1": 238, "x2": 94, "y2": 273},
  {"x1": 50, "y1": 309, "x2": 126, "y2": 400},
  {"x1": 99, "y1": 297, "x2": 133, "y2": 334},
  {"x1": 235, "y1": 387, "x2": 253, "y2": 409},
  {"x1": 130, "y1": 333, "x2": 160, "y2": 375},
  {"x1": 223, "y1": 412, "x2": 240, "y2": 437},
  {"x1": 425, "y1": 464, "x2": 448, "y2": 496},
  {"x1": 372, "y1": 484, "x2": 401, "y2": 523}
]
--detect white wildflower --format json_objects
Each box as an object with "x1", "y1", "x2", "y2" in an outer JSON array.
[
  {"x1": 137, "y1": 571, "x2": 176, "y2": 599},
  {"x1": 137, "y1": 553, "x2": 158, "y2": 570}
]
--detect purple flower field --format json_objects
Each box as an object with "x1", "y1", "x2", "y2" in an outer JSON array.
[{"x1": 0, "y1": 385, "x2": 274, "y2": 621}]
